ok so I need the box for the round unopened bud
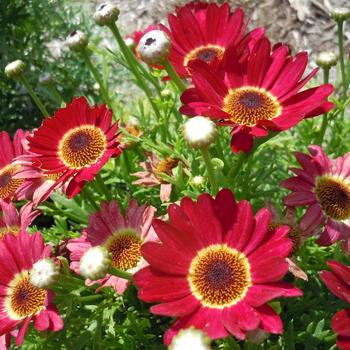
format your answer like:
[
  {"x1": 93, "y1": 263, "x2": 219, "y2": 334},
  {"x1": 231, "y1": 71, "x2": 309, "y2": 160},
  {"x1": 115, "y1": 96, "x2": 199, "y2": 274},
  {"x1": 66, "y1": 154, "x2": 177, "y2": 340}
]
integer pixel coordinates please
[
  {"x1": 39, "y1": 72, "x2": 52, "y2": 85},
  {"x1": 5, "y1": 60, "x2": 26, "y2": 79},
  {"x1": 183, "y1": 116, "x2": 217, "y2": 148},
  {"x1": 331, "y1": 8, "x2": 350, "y2": 21},
  {"x1": 66, "y1": 30, "x2": 88, "y2": 52},
  {"x1": 169, "y1": 327, "x2": 211, "y2": 350},
  {"x1": 125, "y1": 37, "x2": 135, "y2": 49},
  {"x1": 138, "y1": 30, "x2": 171, "y2": 65},
  {"x1": 93, "y1": 82, "x2": 100, "y2": 91},
  {"x1": 94, "y1": 3, "x2": 120, "y2": 26},
  {"x1": 316, "y1": 52, "x2": 338, "y2": 68},
  {"x1": 127, "y1": 116, "x2": 140, "y2": 127},
  {"x1": 30, "y1": 258, "x2": 59, "y2": 289},
  {"x1": 80, "y1": 246, "x2": 111, "y2": 280},
  {"x1": 161, "y1": 89, "x2": 172, "y2": 99},
  {"x1": 191, "y1": 175, "x2": 205, "y2": 187}
]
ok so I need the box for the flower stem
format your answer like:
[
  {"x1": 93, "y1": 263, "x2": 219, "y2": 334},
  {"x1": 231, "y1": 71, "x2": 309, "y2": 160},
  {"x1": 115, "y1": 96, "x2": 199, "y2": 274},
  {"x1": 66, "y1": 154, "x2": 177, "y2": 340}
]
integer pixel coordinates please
[
  {"x1": 162, "y1": 59, "x2": 187, "y2": 92},
  {"x1": 109, "y1": 267, "x2": 133, "y2": 280},
  {"x1": 19, "y1": 75, "x2": 49, "y2": 117},
  {"x1": 81, "y1": 50, "x2": 112, "y2": 107},
  {"x1": 95, "y1": 173, "x2": 112, "y2": 201},
  {"x1": 316, "y1": 67, "x2": 330, "y2": 145},
  {"x1": 337, "y1": 19, "x2": 347, "y2": 99},
  {"x1": 81, "y1": 186, "x2": 99, "y2": 211},
  {"x1": 107, "y1": 23, "x2": 163, "y2": 122},
  {"x1": 47, "y1": 84, "x2": 65, "y2": 106},
  {"x1": 201, "y1": 148, "x2": 218, "y2": 194}
]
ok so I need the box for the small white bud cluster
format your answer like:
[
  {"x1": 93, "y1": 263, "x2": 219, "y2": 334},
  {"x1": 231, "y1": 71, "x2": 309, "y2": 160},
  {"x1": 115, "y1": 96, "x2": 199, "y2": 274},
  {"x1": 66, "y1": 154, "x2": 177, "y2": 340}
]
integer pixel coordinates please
[
  {"x1": 138, "y1": 30, "x2": 172, "y2": 65},
  {"x1": 80, "y1": 246, "x2": 111, "y2": 280},
  {"x1": 94, "y1": 3, "x2": 120, "y2": 26},
  {"x1": 5, "y1": 60, "x2": 26, "y2": 79},
  {"x1": 66, "y1": 30, "x2": 88, "y2": 52},
  {"x1": 183, "y1": 116, "x2": 217, "y2": 149},
  {"x1": 30, "y1": 258, "x2": 59, "y2": 289},
  {"x1": 169, "y1": 328, "x2": 211, "y2": 350},
  {"x1": 316, "y1": 52, "x2": 338, "y2": 69}
]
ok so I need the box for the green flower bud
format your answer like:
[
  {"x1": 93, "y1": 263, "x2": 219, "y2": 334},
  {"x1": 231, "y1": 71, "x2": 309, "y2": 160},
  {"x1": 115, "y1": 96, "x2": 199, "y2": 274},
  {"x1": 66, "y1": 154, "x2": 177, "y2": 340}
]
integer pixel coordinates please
[
  {"x1": 316, "y1": 52, "x2": 338, "y2": 68},
  {"x1": 331, "y1": 7, "x2": 350, "y2": 21},
  {"x1": 94, "y1": 3, "x2": 120, "y2": 26},
  {"x1": 183, "y1": 116, "x2": 217, "y2": 149},
  {"x1": 66, "y1": 30, "x2": 88, "y2": 52},
  {"x1": 5, "y1": 59, "x2": 26, "y2": 79},
  {"x1": 29, "y1": 258, "x2": 59, "y2": 289},
  {"x1": 80, "y1": 246, "x2": 111, "y2": 280}
]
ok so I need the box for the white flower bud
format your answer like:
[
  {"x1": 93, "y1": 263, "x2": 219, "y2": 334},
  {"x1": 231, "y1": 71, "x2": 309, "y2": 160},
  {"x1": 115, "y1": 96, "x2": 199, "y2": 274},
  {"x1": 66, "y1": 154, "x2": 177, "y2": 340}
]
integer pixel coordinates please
[
  {"x1": 183, "y1": 116, "x2": 217, "y2": 149},
  {"x1": 169, "y1": 328, "x2": 211, "y2": 350},
  {"x1": 316, "y1": 52, "x2": 338, "y2": 68},
  {"x1": 127, "y1": 116, "x2": 140, "y2": 127},
  {"x1": 5, "y1": 60, "x2": 26, "y2": 78},
  {"x1": 66, "y1": 30, "x2": 88, "y2": 52},
  {"x1": 39, "y1": 72, "x2": 52, "y2": 85},
  {"x1": 331, "y1": 8, "x2": 350, "y2": 21},
  {"x1": 191, "y1": 175, "x2": 205, "y2": 187},
  {"x1": 80, "y1": 246, "x2": 111, "y2": 280},
  {"x1": 161, "y1": 89, "x2": 172, "y2": 99},
  {"x1": 94, "y1": 3, "x2": 120, "y2": 26},
  {"x1": 138, "y1": 30, "x2": 171, "y2": 65},
  {"x1": 30, "y1": 258, "x2": 59, "y2": 289}
]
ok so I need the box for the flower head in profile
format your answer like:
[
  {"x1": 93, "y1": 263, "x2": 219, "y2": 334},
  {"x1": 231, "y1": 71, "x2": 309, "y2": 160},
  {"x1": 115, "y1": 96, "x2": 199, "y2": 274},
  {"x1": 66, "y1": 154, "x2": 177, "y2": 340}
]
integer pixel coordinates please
[
  {"x1": 67, "y1": 199, "x2": 157, "y2": 294},
  {"x1": 0, "y1": 201, "x2": 40, "y2": 239},
  {"x1": 320, "y1": 261, "x2": 350, "y2": 350},
  {"x1": 0, "y1": 130, "x2": 30, "y2": 201},
  {"x1": 0, "y1": 231, "x2": 63, "y2": 346},
  {"x1": 134, "y1": 189, "x2": 302, "y2": 344},
  {"x1": 180, "y1": 37, "x2": 334, "y2": 153},
  {"x1": 160, "y1": 2, "x2": 264, "y2": 78},
  {"x1": 132, "y1": 153, "x2": 179, "y2": 203},
  {"x1": 27, "y1": 97, "x2": 121, "y2": 198},
  {"x1": 281, "y1": 146, "x2": 350, "y2": 247}
]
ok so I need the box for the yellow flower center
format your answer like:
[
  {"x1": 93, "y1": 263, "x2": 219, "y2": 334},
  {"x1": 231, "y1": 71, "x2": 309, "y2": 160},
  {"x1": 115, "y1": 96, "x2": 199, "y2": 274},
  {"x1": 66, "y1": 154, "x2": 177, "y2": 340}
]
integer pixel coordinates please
[
  {"x1": 0, "y1": 225, "x2": 21, "y2": 239},
  {"x1": 188, "y1": 244, "x2": 251, "y2": 309},
  {"x1": 223, "y1": 87, "x2": 282, "y2": 126},
  {"x1": 104, "y1": 229, "x2": 142, "y2": 271},
  {"x1": 5, "y1": 271, "x2": 47, "y2": 320},
  {"x1": 0, "y1": 165, "x2": 24, "y2": 200},
  {"x1": 315, "y1": 176, "x2": 350, "y2": 221},
  {"x1": 58, "y1": 125, "x2": 107, "y2": 169},
  {"x1": 184, "y1": 45, "x2": 225, "y2": 67}
]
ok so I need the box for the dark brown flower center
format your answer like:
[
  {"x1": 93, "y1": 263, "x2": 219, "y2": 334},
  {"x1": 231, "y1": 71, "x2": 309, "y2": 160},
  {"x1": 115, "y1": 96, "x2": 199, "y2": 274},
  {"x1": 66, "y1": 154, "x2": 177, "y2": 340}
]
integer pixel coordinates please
[
  {"x1": 223, "y1": 87, "x2": 281, "y2": 126},
  {"x1": 6, "y1": 272, "x2": 47, "y2": 320},
  {"x1": 184, "y1": 45, "x2": 225, "y2": 66},
  {"x1": 188, "y1": 244, "x2": 251, "y2": 308},
  {"x1": 315, "y1": 176, "x2": 350, "y2": 221},
  {"x1": 0, "y1": 165, "x2": 24, "y2": 200},
  {"x1": 58, "y1": 125, "x2": 107, "y2": 169},
  {"x1": 104, "y1": 229, "x2": 142, "y2": 271}
]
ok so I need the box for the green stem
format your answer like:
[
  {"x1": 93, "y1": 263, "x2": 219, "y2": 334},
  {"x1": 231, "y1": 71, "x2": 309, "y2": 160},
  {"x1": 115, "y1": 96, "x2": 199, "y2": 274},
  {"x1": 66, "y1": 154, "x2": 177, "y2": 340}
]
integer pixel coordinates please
[
  {"x1": 230, "y1": 151, "x2": 247, "y2": 179},
  {"x1": 19, "y1": 75, "x2": 49, "y2": 117},
  {"x1": 81, "y1": 50, "x2": 111, "y2": 106},
  {"x1": 162, "y1": 59, "x2": 187, "y2": 92},
  {"x1": 81, "y1": 186, "x2": 99, "y2": 211},
  {"x1": 337, "y1": 20, "x2": 347, "y2": 99},
  {"x1": 79, "y1": 295, "x2": 103, "y2": 303},
  {"x1": 107, "y1": 23, "x2": 163, "y2": 122},
  {"x1": 47, "y1": 84, "x2": 65, "y2": 106},
  {"x1": 201, "y1": 148, "x2": 218, "y2": 194},
  {"x1": 109, "y1": 267, "x2": 133, "y2": 280},
  {"x1": 316, "y1": 67, "x2": 330, "y2": 145},
  {"x1": 95, "y1": 173, "x2": 112, "y2": 201}
]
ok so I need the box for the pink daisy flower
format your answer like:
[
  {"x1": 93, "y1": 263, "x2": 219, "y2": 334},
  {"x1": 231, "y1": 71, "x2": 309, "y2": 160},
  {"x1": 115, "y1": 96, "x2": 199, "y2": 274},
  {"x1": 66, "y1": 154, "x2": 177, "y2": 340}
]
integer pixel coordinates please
[
  {"x1": 0, "y1": 231, "x2": 63, "y2": 346},
  {"x1": 67, "y1": 199, "x2": 157, "y2": 294},
  {"x1": 281, "y1": 145, "x2": 350, "y2": 246},
  {"x1": 0, "y1": 201, "x2": 40, "y2": 239}
]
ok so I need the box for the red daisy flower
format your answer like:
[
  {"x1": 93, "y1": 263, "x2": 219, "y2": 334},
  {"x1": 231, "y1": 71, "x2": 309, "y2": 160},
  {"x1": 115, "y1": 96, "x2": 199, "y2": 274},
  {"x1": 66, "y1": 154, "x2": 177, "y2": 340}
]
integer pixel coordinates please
[
  {"x1": 0, "y1": 201, "x2": 40, "y2": 239},
  {"x1": 27, "y1": 97, "x2": 121, "y2": 198},
  {"x1": 67, "y1": 199, "x2": 158, "y2": 294},
  {"x1": 281, "y1": 146, "x2": 350, "y2": 246},
  {"x1": 0, "y1": 130, "x2": 30, "y2": 201},
  {"x1": 160, "y1": 2, "x2": 264, "y2": 78},
  {"x1": 320, "y1": 261, "x2": 350, "y2": 350},
  {"x1": 0, "y1": 231, "x2": 63, "y2": 346},
  {"x1": 180, "y1": 37, "x2": 334, "y2": 153},
  {"x1": 134, "y1": 189, "x2": 302, "y2": 344}
]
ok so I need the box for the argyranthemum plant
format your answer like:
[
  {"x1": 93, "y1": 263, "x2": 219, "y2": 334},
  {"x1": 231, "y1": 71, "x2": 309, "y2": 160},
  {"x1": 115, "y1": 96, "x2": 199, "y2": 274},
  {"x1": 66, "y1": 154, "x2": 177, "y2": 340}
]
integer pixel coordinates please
[
  {"x1": 27, "y1": 96, "x2": 121, "y2": 198},
  {"x1": 180, "y1": 37, "x2": 334, "y2": 153},
  {"x1": 320, "y1": 261, "x2": 350, "y2": 350},
  {"x1": 160, "y1": 2, "x2": 264, "y2": 77},
  {"x1": 134, "y1": 189, "x2": 302, "y2": 344},
  {"x1": 67, "y1": 199, "x2": 157, "y2": 293},
  {"x1": 0, "y1": 231, "x2": 63, "y2": 346},
  {"x1": 282, "y1": 145, "x2": 350, "y2": 247}
]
